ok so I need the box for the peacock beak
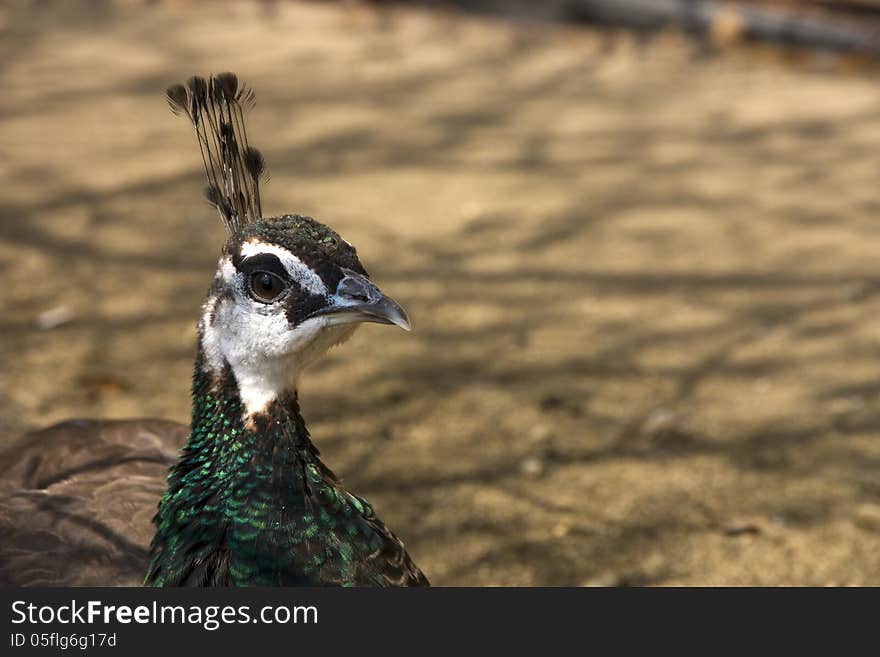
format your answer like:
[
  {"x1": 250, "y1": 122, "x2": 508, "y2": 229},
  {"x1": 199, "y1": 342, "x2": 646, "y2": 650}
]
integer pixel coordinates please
[{"x1": 310, "y1": 269, "x2": 411, "y2": 332}]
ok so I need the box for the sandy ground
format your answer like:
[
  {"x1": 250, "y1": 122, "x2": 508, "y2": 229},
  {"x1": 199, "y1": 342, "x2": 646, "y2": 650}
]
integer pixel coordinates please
[{"x1": 3, "y1": 0, "x2": 880, "y2": 585}]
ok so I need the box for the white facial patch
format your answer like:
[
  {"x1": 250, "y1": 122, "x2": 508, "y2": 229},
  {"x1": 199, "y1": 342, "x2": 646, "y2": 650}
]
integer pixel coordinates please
[
  {"x1": 199, "y1": 250, "x2": 357, "y2": 419},
  {"x1": 239, "y1": 239, "x2": 326, "y2": 296}
]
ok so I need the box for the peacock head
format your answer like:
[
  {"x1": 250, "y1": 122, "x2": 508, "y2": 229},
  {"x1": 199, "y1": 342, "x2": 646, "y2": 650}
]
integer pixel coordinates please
[
  {"x1": 165, "y1": 73, "x2": 409, "y2": 418},
  {"x1": 199, "y1": 215, "x2": 410, "y2": 416}
]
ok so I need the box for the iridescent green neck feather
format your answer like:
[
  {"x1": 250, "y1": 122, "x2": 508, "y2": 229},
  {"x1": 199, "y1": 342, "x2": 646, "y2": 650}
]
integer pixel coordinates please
[{"x1": 145, "y1": 350, "x2": 427, "y2": 587}]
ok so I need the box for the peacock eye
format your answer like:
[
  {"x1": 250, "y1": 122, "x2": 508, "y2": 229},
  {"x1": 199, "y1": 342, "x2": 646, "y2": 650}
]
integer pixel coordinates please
[{"x1": 248, "y1": 271, "x2": 288, "y2": 303}]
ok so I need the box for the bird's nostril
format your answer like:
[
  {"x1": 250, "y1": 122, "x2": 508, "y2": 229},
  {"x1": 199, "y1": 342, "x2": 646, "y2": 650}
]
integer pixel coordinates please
[{"x1": 337, "y1": 274, "x2": 376, "y2": 304}]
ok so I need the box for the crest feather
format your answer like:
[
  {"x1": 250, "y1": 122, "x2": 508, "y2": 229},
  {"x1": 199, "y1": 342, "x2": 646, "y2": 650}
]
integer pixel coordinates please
[{"x1": 166, "y1": 72, "x2": 267, "y2": 234}]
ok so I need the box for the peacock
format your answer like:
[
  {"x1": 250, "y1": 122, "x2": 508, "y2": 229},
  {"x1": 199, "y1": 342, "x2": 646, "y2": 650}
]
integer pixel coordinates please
[{"x1": 0, "y1": 73, "x2": 428, "y2": 587}]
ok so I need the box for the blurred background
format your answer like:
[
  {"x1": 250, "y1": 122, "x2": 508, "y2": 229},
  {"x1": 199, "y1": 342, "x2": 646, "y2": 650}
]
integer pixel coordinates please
[{"x1": 3, "y1": 0, "x2": 880, "y2": 585}]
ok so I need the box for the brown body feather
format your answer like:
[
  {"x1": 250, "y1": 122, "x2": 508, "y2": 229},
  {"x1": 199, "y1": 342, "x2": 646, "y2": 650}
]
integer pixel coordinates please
[{"x1": 0, "y1": 420, "x2": 186, "y2": 586}]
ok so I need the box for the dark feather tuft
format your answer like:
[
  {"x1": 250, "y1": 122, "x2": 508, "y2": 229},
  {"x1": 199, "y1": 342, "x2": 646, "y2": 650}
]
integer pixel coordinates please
[
  {"x1": 203, "y1": 185, "x2": 223, "y2": 209},
  {"x1": 165, "y1": 84, "x2": 189, "y2": 116},
  {"x1": 213, "y1": 72, "x2": 238, "y2": 102},
  {"x1": 204, "y1": 185, "x2": 234, "y2": 222},
  {"x1": 167, "y1": 73, "x2": 267, "y2": 234},
  {"x1": 236, "y1": 85, "x2": 256, "y2": 110},
  {"x1": 244, "y1": 146, "x2": 265, "y2": 180},
  {"x1": 186, "y1": 76, "x2": 209, "y2": 103}
]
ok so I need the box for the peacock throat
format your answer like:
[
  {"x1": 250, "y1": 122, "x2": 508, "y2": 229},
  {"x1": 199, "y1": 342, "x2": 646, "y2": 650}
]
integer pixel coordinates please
[{"x1": 146, "y1": 351, "x2": 395, "y2": 586}]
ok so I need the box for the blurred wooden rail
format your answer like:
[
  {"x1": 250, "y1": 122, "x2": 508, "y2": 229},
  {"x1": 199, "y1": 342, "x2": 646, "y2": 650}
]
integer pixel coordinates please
[
  {"x1": 803, "y1": 0, "x2": 880, "y2": 12},
  {"x1": 574, "y1": 0, "x2": 880, "y2": 53},
  {"x1": 406, "y1": 0, "x2": 880, "y2": 56}
]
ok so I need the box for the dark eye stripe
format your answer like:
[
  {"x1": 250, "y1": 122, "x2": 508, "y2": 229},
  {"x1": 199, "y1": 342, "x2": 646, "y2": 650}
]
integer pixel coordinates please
[
  {"x1": 285, "y1": 291, "x2": 327, "y2": 326},
  {"x1": 237, "y1": 253, "x2": 288, "y2": 280},
  {"x1": 309, "y1": 260, "x2": 345, "y2": 291}
]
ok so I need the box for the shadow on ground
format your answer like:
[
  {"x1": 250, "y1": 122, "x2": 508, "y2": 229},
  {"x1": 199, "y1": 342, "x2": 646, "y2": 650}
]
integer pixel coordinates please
[{"x1": 2, "y1": 0, "x2": 880, "y2": 584}]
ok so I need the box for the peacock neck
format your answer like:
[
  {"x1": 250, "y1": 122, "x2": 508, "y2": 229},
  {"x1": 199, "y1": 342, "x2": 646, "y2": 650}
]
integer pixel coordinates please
[
  {"x1": 147, "y1": 346, "x2": 426, "y2": 587},
  {"x1": 147, "y1": 350, "x2": 342, "y2": 585},
  {"x1": 184, "y1": 350, "x2": 332, "y2": 496}
]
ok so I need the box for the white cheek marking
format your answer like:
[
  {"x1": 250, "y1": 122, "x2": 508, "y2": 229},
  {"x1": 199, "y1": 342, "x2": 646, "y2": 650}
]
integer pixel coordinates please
[
  {"x1": 229, "y1": 319, "x2": 358, "y2": 417},
  {"x1": 198, "y1": 259, "x2": 232, "y2": 376},
  {"x1": 239, "y1": 239, "x2": 327, "y2": 296},
  {"x1": 199, "y1": 254, "x2": 357, "y2": 419}
]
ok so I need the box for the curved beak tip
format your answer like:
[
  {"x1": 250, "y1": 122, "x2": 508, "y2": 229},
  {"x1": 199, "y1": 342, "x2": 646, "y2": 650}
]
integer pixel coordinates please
[
  {"x1": 314, "y1": 271, "x2": 413, "y2": 333},
  {"x1": 378, "y1": 301, "x2": 412, "y2": 332}
]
